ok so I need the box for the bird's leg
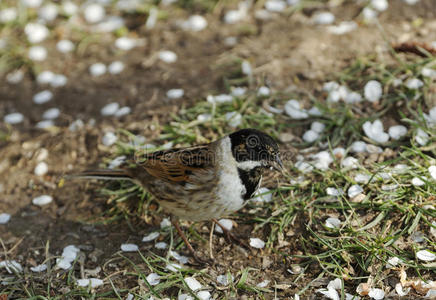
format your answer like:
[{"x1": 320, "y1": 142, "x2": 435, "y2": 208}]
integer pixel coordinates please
[
  {"x1": 171, "y1": 219, "x2": 211, "y2": 265},
  {"x1": 212, "y1": 219, "x2": 249, "y2": 248}
]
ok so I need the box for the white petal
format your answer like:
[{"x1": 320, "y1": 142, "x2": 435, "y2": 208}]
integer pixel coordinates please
[
  {"x1": 32, "y1": 195, "x2": 53, "y2": 206},
  {"x1": 214, "y1": 219, "x2": 233, "y2": 234},
  {"x1": 428, "y1": 166, "x2": 436, "y2": 180},
  {"x1": 364, "y1": 80, "x2": 382, "y2": 102},
  {"x1": 142, "y1": 232, "x2": 160, "y2": 242},
  {"x1": 249, "y1": 238, "x2": 265, "y2": 249},
  {"x1": 185, "y1": 277, "x2": 202, "y2": 291},
  {"x1": 368, "y1": 288, "x2": 385, "y2": 300},
  {"x1": 167, "y1": 89, "x2": 184, "y2": 99},
  {"x1": 34, "y1": 162, "x2": 48, "y2": 176},
  {"x1": 77, "y1": 278, "x2": 104, "y2": 288},
  {"x1": 412, "y1": 177, "x2": 425, "y2": 186},
  {"x1": 102, "y1": 132, "x2": 117, "y2": 146},
  {"x1": 33, "y1": 90, "x2": 53, "y2": 104},
  {"x1": 303, "y1": 130, "x2": 319, "y2": 143},
  {"x1": 30, "y1": 264, "x2": 47, "y2": 272},
  {"x1": 121, "y1": 243, "x2": 138, "y2": 252},
  {"x1": 84, "y1": 4, "x2": 105, "y2": 23},
  {"x1": 4, "y1": 113, "x2": 24, "y2": 124},
  {"x1": 89, "y1": 63, "x2": 106, "y2": 77},
  {"x1": 325, "y1": 217, "x2": 341, "y2": 229},
  {"x1": 405, "y1": 78, "x2": 424, "y2": 89},
  {"x1": 388, "y1": 125, "x2": 407, "y2": 140},
  {"x1": 146, "y1": 273, "x2": 160, "y2": 286},
  {"x1": 348, "y1": 185, "x2": 363, "y2": 198},
  {"x1": 0, "y1": 213, "x2": 11, "y2": 224},
  {"x1": 158, "y1": 50, "x2": 177, "y2": 63},
  {"x1": 155, "y1": 242, "x2": 167, "y2": 249},
  {"x1": 416, "y1": 250, "x2": 436, "y2": 261}
]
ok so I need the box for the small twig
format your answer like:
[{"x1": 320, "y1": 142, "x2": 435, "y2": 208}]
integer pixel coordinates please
[
  {"x1": 0, "y1": 237, "x2": 24, "y2": 256},
  {"x1": 209, "y1": 222, "x2": 215, "y2": 260},
  {"x1": 392, "y1": 42, "x2": 436, "y2": 57}
]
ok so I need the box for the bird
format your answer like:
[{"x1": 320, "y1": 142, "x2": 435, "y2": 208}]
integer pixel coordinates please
[{"x1": 70, "y1": 128, "x2": 283, "y2": 261}]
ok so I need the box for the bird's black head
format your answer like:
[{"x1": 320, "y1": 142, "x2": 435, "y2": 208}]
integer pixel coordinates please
[{"x1": 229, "y1": 128, "x2": 283, "y2": 172}]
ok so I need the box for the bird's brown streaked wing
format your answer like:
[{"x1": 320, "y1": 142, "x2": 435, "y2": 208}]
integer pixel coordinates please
[{"x1": 138, "y1": 145, "x2": 215, "y2": 183}]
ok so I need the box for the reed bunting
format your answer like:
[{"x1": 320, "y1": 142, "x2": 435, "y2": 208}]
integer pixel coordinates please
[{"x1": 71, "y1": 128, "x2": 283, "y2": 260}]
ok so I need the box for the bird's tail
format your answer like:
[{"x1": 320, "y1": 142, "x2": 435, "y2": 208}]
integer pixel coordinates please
[{"x1": 66, "y1": 169, "x2": 133, "y2": 181}]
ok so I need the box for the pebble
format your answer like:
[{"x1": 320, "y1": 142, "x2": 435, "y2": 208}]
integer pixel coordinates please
[
  {"x1": 34, "y1": 162, "x2": 48, "y2": 176},
  {"x1": 32, "y1": 195, "x2": 53, "y2": 206},
  {"x1": 4, "y1": 112, "x2": 24, "y2": 124}
]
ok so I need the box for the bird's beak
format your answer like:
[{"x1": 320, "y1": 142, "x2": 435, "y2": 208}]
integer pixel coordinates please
[{"x1": 270, "y1": 154, "x2": 285, "y2": 173}]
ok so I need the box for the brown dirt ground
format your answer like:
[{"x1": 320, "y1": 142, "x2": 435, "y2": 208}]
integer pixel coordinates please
[{"x1": 1, "y1": 0, "x2": 436, "y2": 298}]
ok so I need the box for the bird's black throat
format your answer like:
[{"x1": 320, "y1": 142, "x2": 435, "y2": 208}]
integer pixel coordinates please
[{"x1": 238, "y1": 167, "x2": 263, "y2": 200}]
